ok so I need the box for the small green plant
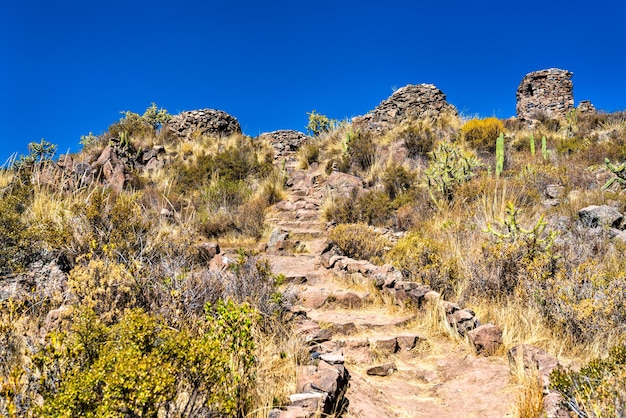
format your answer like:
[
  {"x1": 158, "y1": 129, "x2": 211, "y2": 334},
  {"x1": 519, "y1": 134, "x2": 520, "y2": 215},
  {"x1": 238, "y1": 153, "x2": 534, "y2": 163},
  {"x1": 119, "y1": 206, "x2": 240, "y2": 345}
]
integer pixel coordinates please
[
  {"x1": 541, "y1": 136, "x2": 548, "y2": 160},
  {"x1": 495, "y1": 133, "x2": 504, "y2": 177},
  {"x1": 602, "y1": 157, "x2": 626, "y2": 189},
  {"x1": 530, "y1": 134, "x2": 535, "y2": 156},
  {"x1": 13, "y1": 139, "x2": 57, "y2": 171}
]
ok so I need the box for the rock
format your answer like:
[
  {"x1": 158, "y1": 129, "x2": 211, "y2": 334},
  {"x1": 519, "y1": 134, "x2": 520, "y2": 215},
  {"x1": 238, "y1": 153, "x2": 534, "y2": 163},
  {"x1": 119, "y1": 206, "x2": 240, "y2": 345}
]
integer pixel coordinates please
[
  {"x1": 325, "y1": 172, "x2": 364, "y2": 197},
  {"x1": 516, "y1": 68, "x2": 574, "y2": 121},
  {"x1": 442, "y1": 300, "x2": 461, "y2": 315},
  {"x1": 366, "y1": 363, "x2": 397, "y2": 376},
  {"x1": 330, "y1": 290, "x2": 365, "y2": 309},
  {"x1": 397, "y1": 335, "x2": 420, "y2": 351},
  {"x1": 195, "y1": 242, "x2": 220, "y2": 262},
  {"x1": 508, "y1": 344, "x2": 561, "y2": 388},
  {"x1": 44, "y1": 305, "x2": 72, "y2": 333},
  {"x1": 268, "y1": 406, "x2": 313, "y2": 418},
  {"x1": 166, "y1": 108, "x2": 241, "y2": 139},
  {"x1": 353, "y1": 84, "x2": 457, "y2": 134},
  {"x1": 319, "y1": 351, "x2": 344, "y2": 365},
  {"x1": 415, "y1": 368, "x2": 440, "y2": 384},
  {"x1": 447, "y1": 309, "x2": 479, "y2": 336},
  {"x1": 543, "y1": 391, "x2": 570, "y2": 418},
  {"x1": 297, "y1": 368, "x2": 340, "y2": 394},
  {"x1": 342, "y1": 339, "x2": 372, "y2": 363},
  {"x1": 545, "y1": 184, "x2": 565, "y2": 199},
  {"x1": 268, "y1": 228, "x2": 289, "y2": 249},
  {"x1": 468, "y1": 324, "x2": 503, "y2": 356},
  {"x1": 289, "y1": 393, "x2": 327, "y2": 412},
  {"x1": 578, "y1": 205, "x2": 623, "y2": 228},
  {"x1": 371, "y1": 337, "x2": 398, "y2": 354},
  {"x1": 299, "y1": 289, "x2": 330, "y2": 309}
]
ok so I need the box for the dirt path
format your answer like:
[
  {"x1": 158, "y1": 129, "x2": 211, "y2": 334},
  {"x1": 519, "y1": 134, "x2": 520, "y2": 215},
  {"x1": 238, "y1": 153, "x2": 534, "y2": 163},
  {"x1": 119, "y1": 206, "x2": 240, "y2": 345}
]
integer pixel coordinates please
[{"x1": 263, "y1": 153, "x2": 515, "y2": 417}]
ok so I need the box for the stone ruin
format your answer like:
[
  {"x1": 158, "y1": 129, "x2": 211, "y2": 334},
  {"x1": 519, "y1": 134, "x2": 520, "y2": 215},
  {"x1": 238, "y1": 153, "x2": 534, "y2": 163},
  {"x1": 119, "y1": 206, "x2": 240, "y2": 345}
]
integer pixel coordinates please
[
  {"x1": 353, "y1": 84, "x2": 457, "y2": 134},
  {"x1": 165, "y1": 108, "x2": 241, "y2": 139},
  {"x1": 516, "y1": 68, "x2": 575, "y2": 120},
  {"x1": 259, "y1": 130, "x2": 309, "y2": 158}
]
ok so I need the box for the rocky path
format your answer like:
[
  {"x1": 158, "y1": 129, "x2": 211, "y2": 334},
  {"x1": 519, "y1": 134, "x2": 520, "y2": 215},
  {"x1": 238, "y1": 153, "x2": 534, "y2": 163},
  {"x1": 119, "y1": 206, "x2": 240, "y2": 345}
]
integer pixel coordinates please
[{"x1": 264, "y1": 151, "x2": 514, "y2": 417}]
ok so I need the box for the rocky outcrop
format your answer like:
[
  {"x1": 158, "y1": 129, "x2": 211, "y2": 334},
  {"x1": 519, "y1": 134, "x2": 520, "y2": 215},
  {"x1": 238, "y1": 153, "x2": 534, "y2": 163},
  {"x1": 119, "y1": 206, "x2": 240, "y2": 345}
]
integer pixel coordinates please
[
  {"x1": 166, "y1": 109, "x2": 241, "y2": 139},
  {"x1": 260, "y1": 130, "x2": 309, "y2": 158},
  {"x1": 353, "y1": 84, "x2": 457, "y2": 134},
  {"x1": 516, "y1": 68, "x2": 574, "y2": 120}
]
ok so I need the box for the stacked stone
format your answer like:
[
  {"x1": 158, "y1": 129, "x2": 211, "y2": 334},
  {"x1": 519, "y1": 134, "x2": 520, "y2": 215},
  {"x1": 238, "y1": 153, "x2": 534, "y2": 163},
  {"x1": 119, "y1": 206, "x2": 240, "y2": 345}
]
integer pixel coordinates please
[
  {"x1": 516, "y1": 68, "x2": 574, "y2": 120},
  {"x1": 353, "y1": 84, "x2": 457, "y2": 134},
  {"x1": 577, "y1": 100, "x2": 597, "y2": 114},
  {"x1": 166, "y1": 108, "x2": 241, "y2": 139},
  {"x1": 259, "y1": 130, "x2": 309, "y2": 158}
]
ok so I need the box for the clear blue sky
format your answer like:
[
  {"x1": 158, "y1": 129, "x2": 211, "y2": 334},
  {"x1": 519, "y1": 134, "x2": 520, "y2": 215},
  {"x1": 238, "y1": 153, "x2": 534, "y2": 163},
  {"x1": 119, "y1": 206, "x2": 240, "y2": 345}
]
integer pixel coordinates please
[{"x1": 2, "y1": 0, "x2": 625, "y2": 163}]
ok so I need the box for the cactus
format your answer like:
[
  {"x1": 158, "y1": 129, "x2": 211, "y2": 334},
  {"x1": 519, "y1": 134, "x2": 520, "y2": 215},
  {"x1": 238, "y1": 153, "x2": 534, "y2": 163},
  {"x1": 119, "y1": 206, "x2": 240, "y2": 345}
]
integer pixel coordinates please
[
  {"x1": 541, "y1": 136, "x2": 548, "y2": 160},
  {"x1": 602, "y1": 158, "x2": 626, "y2": 189},
  {"x1": 424, "y1": 141, "x2": 481, "y2": 204},
  {"x1": 530, "y1": 134, "x2": 535, "y2": 156},
  {"x1": 495, "y1": 132, "x2": 504, "y2": 177}
]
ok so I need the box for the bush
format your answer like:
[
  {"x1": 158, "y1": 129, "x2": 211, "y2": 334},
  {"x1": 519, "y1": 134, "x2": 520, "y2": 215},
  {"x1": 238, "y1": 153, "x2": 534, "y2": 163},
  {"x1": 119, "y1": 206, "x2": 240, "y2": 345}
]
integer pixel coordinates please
[
  {"x1": 550, "y1": 343, "x2": 625, "y2": 417},
  {"x1": 401, "y1": 119, "x2": 438, "y2": 158},
  {"x1": 306, "y1": 110, "x2": 332, "y2": 137},
  {"x1": 37, "y1": 303, "x2": 258, "y2": 417},
  {"x1": 385, "y1": 231, "x2": 458, "y2": 294},
  {"x1": 346, "y1": 130, "x2": 376, "y2": 171},
  {"x1": 329, "y1": 223, "x2": 390, "y2": 262},
  {"x1": 461, "y1": 117, "x2": 505, "y2": 152}
]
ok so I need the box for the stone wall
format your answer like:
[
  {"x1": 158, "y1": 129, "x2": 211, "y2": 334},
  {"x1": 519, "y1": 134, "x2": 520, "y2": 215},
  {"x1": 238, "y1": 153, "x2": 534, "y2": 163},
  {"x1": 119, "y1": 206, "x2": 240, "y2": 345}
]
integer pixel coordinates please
[
  {"x1": 259, "y1": 130, "x2": 309, "y2": 158},
  {"x1": 353, "y1": 84, "x2": 457, "y2": 134},
  {"x1": 166, "y1": 108, "x2": 241, "y2": 139},
  {"x1": 516, "y1": 68, "x2": 574, "y2": 120}
]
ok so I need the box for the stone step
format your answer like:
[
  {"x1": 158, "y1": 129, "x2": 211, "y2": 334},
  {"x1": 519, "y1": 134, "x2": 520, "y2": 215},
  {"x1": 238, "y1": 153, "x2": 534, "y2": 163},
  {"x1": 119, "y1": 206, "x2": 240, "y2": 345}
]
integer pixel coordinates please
[
  {"x1": 269, "y1": 255, "x2": 326, "y2": 285},
  {"x1": 307, "y1": 309, "x2": 415, "y2": 335}
]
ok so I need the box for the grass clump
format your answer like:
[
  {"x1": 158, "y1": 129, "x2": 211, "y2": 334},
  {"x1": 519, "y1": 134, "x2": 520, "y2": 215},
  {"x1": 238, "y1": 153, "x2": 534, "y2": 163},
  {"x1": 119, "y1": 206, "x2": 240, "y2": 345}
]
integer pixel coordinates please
[
  {"x1": 329, "y1": 223, "x2": 390, "y2": 263},
  {"x1": 461, "y1": 117, "x2": 505, "y2": 152}
]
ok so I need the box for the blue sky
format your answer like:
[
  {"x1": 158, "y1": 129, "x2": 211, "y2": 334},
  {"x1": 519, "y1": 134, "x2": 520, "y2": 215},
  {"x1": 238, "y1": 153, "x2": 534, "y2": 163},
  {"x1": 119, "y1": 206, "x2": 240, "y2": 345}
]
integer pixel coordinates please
[{"x1": 1, "y1": 0, "x2": 625, "y2": 163}]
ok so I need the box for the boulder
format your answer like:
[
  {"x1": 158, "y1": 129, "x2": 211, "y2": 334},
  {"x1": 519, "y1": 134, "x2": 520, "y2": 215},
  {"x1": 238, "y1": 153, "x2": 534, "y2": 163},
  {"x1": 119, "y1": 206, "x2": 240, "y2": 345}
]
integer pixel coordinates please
[
  {"x1": 467, "y1": 324, "x2": 503, "y2": 356},
  {"x1": 578, "y1": 205, "x2": 623, "y2": 228},
  {"x1": 508, "y1": 344, "x2": 561, "y2": 388}
]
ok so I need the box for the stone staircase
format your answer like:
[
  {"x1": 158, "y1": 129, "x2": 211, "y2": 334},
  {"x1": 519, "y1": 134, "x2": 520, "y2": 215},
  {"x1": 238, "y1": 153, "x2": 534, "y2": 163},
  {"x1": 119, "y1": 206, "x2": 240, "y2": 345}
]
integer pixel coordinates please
[{"x1": 264, "y1": 148, "x2": 515, "y2": 417}]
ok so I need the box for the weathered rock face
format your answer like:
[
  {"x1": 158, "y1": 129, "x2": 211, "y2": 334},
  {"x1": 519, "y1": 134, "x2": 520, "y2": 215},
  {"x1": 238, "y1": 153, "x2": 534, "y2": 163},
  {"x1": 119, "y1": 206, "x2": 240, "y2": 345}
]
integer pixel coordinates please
[
  {"x1": 516, "y1": 68, "x2": 574, "y2": 120},
  {"x1": 353, "y1": 84, "x2": 457, "y2": 134},
  {"x1": 260, "y1": 130, "x2": 309, "y2": 158},
  {"x1": 166, "y1": 109, "x2": 241, "y2": 139}
]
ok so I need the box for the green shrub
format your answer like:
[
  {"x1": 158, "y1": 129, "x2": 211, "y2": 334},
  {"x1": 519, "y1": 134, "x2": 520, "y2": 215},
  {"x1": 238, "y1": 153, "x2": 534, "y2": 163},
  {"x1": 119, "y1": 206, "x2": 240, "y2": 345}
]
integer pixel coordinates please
[
  {"x1": 381, "y1": 163, "x2": 416, "y2": 200},
  {"x1": 461, "y1": 117, "x2": 505, "y2": 152},
  {"x1": 550, "y1": 343, "x2": 625, "y2": 417},
  {"x1": 37, "y1": 302, "x2": 258, "y2": 417},
  {"x1": 385, "y1": 231, "x2": 458, "y2": 294},
  {"x1": 346, "y1": 130, "x2": 376, "y2": 171},
  {"x1": 329, "y1": 223, "x2": 390, "y2": 262}
]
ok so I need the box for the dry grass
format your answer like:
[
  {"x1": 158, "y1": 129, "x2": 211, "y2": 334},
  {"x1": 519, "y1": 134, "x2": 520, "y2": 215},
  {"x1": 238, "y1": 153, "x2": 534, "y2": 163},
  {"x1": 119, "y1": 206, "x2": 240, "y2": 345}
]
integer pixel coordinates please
[{"x1": 510, "y1": 360, "x2": 545, "y2": 418}]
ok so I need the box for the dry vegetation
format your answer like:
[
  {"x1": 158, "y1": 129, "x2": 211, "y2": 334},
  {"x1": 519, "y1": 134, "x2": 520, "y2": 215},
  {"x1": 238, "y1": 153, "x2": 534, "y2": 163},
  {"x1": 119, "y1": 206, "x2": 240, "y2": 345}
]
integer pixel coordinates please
[{"x1": 1, "y1": 105, "x2": 626, "y2": 416}]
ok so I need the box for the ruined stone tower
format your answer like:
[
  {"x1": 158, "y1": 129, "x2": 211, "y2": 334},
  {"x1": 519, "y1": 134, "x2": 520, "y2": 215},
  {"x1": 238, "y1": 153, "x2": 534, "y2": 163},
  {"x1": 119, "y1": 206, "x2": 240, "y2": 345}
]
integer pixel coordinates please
[{"x1": 516, "y1": 68, "x2": 574, "y2": 120}]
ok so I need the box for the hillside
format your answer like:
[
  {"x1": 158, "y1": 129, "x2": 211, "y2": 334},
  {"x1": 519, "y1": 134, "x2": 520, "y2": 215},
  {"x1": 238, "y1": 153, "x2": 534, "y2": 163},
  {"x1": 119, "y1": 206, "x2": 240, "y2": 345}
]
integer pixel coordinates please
[{"x1": 1, "y1": 71, "x2": 625, "y2": 417}]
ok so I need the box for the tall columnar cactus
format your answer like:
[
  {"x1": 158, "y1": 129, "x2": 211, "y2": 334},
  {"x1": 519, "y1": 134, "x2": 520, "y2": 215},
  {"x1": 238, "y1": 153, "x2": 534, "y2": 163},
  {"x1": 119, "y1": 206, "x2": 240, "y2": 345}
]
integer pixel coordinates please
[
  {"x1": 602, "y1": 158, "x2": 626, "y2": 189},
  {"x1": 541, "y1": 136, "x2": 548, "y2": 160},
  {"x1": 495, "y1": 133, "x2": 504, "y2": 177},
  {"x1": 530, "y1": 134, "x2": 535, "y2": 156}
]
